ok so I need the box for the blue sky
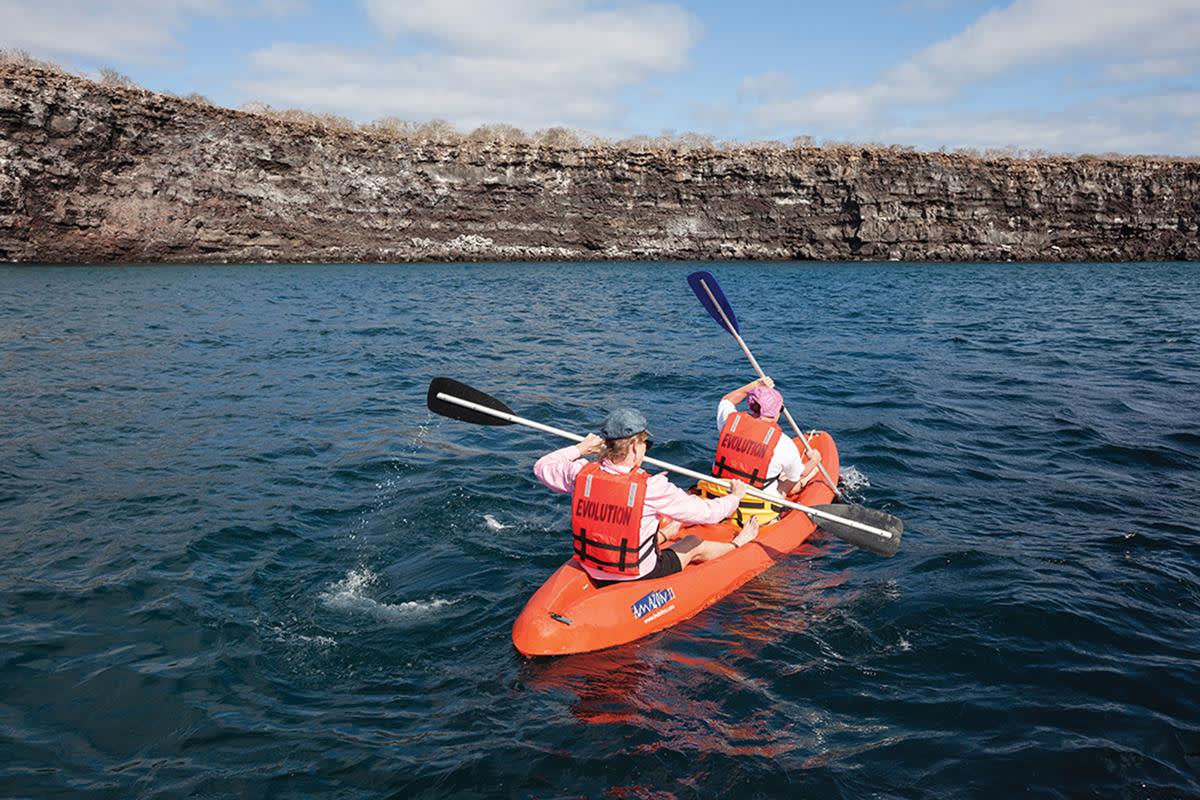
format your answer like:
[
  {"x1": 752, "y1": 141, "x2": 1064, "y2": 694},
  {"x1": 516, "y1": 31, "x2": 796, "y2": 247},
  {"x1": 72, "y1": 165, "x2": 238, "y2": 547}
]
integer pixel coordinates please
[{"x1": 3, "y1": 0, "x2": 1198, "y2": 154}]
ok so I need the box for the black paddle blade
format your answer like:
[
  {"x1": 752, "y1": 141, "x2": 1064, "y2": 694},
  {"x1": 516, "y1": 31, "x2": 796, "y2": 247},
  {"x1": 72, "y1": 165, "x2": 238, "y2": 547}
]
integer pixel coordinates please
[
  {"x1": 809, "y1": 504, "x2": 903, "y2": 557},
  {"x1": 687, "y1": 271, "x2": 740, "y2": 335},
  {"x1": 426, "y1": 378, "x2": 516, "y2": 426}
]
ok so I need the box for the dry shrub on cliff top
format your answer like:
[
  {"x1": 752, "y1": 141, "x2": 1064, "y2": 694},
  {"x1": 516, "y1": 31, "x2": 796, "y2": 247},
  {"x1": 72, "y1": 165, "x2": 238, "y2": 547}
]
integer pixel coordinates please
[
  {"x1": 613, "y1": 134, "x2": 653, "y2": 150},
  {"x1": 613, "y1": 132, "x2": 718, "y2": 153},
  {"x1": 467, "y1": 124, "x2": 529, "y2": 145},
  {"x1": 240, "y1": 101, "x2": 354, "y2": 132},
  {"x1": 949, "y1": 144, "x2": 1069, "y2": 161},
  {"x1": 21, "y1": 63, "x2": 1180, "y2": 162},
  {"x1": 361, "y1": 116, "x2": 467, "y2": 144},
  {"x1": 675, "y1": 132, "x2": 718, "y2": 152},
  {"x1": 738, "y1": 139, "x2": 789, "y2": 152},
  {"x1": 0, "y1": 49, "x2": 67, "y2": 74},
  {"x1": 819, "y1": 140, "x2": 924, "y2": 159},
  {"x1": 531, "y1": 127, "x2": 583, "y2": 149},
  {"x1": 414, "y1": 119, "x2": 461, "y2": 143},
  {"x1": 164, "y1": 91, "x2": 214, "y2": 107},
  {"x1": 274, "y1": 108, "x2": 353, "y2": 131},
  {"x1": 362, "y1": 117, "x2": 418, "y2": 139},
  {"x1": 98, "y1": 67, "x2": 139, "y2": 88}
]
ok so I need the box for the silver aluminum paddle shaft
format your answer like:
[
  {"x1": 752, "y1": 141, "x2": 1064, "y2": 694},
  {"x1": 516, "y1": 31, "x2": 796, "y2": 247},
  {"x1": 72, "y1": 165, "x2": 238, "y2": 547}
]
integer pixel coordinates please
[
  {"x1": 435, "y1": 392, "x2": 894, "y2": 541},
  {"x1": 695, "y1": 276, "x2": 846, "y2": 501}
]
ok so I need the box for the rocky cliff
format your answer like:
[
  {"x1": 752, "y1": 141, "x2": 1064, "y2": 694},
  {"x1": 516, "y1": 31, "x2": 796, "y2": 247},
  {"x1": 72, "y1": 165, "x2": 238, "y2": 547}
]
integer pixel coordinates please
[{"x1": 2, "y1": 64, "x2": 1198, "y2": 263}]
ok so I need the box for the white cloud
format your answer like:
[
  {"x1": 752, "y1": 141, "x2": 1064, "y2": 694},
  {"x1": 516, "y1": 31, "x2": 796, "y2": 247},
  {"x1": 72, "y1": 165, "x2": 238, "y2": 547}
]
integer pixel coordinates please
[
  {"x1": 364, "y1": 0, "x2": 691, "y2": 74},
  {"x1": 755, "y1": 0, "x2": 1200, "y2": 128},
  {"x1": 856, "y1": 86, "x2": 1200, "y2": 154},
  {"x1": 239, "y1": 0, "x2": 699, "y2": 130},
  {"x1": 0, "y1": 0, "x2": 305, "y2": 64},
  {"x1": 240, "y1": 44, "x2": 622, "y2": 127},
  {"x1": 738, "y1": 71, "x2": 792, "y2": 102},
  {"x1": 1095, "y1": 88, "x2": 1200, "y2": 121},
  {"x1": 881, "y1": 110, "x2": 1190, "y2": 154},
  {"x1": 1102, "y1": 57, "x2": 1200, "y2": 83},
  {"x1": 0, "y1": 0, "x2": 215, "y2": 63},
  {"x1": 749, "y1": 0, "x2": 1200, "y2": 153}
]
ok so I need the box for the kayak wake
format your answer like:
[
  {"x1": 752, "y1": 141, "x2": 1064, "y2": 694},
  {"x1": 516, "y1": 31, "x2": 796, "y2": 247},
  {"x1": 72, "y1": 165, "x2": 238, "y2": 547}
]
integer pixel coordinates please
[{"x1": 319, "y1": 569, "x2": 454, "y2": 623}]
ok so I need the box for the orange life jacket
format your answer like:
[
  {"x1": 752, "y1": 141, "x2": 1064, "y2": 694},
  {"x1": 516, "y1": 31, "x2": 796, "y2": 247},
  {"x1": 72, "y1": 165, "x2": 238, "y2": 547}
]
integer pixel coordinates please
[
  {"x1": 711, "y1": 411, "x2": 783, "y2": 489},
  {"x1": 571, "y1": 462, "x2": 653, "y2": 578}
]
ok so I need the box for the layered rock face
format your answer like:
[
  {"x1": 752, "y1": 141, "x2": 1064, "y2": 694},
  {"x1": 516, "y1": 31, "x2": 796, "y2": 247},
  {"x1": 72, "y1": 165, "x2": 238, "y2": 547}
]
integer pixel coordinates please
[{"x1": 2, "y1": 64, "x2": 1198, "y2": 263}]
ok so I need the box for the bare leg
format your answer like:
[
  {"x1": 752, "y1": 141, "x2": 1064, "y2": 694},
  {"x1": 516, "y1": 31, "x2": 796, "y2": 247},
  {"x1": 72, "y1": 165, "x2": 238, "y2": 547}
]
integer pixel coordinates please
[
  {"x1": 667, "y1": 517, "x2": 760, "y2": 569},
  {"x1": 730, "y1": 517, "x2": 761, "y2": 548}
]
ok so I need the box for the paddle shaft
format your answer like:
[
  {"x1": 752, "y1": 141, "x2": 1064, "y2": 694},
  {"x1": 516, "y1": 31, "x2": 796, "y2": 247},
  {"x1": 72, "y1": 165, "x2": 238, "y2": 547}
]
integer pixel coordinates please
[
  {"x1": 694, "y1": 277, "x2": 845, "y2": 500},
  {"x1": 434, "y1": 392, "x2": 895, "y2": 542}
]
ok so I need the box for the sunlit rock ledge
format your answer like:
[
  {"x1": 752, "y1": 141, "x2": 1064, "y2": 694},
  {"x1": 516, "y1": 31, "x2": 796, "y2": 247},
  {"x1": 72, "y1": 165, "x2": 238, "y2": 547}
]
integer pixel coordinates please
[{"x1": 2, "y1": 63, "x2": 1197, "y2": 264}]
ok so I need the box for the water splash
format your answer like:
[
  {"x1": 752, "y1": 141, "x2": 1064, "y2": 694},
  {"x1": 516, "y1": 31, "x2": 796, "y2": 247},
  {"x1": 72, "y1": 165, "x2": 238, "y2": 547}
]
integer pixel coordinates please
[
  {"x1": 346, "y1": 460, "x2": 407, "y2": 546},
  {"x1": 840, "y1": 466, "x2": 871, "y2": 492},
  {"x1": 483, "y1": 514, "x2": 509, "y2": 531},
  {"x1": 410, "y1": 419, "x2": 433, "y2": 447},
  {"x1": 319, "y1": 568, "x2": 454, "y2": 623}
]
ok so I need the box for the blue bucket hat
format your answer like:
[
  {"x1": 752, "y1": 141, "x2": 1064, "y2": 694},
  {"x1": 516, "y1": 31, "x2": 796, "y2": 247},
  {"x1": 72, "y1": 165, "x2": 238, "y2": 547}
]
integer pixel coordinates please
[{"x1": 599, "y1": 407, "x2": 650, "y2": 440}]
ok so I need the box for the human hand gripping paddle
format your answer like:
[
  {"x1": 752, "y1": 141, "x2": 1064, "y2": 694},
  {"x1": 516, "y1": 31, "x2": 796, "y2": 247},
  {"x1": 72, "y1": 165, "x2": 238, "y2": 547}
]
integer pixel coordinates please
[
  {"x1": 427, "y1": 377, "x2": 902, "y2": 557},
  {"x1": 687, "y1": 270, "x2": 848, "y2": 502}
]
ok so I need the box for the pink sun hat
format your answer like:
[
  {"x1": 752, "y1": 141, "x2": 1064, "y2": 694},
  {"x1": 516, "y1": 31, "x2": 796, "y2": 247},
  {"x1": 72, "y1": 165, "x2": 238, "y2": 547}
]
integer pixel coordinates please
[{"x1": 746, "y1": 385, "x2": 784, "y2": 418}]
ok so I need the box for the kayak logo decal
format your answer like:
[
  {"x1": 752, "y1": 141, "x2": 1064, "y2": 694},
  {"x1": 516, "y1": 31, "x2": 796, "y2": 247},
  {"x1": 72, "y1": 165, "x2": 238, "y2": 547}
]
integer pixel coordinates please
[{"x1": 631, "y1": 587, "x2": 676, "y2": 622}]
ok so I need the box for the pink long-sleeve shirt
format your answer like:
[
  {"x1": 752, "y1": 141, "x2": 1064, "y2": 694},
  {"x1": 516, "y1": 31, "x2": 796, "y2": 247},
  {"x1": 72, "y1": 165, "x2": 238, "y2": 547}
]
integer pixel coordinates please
[{"x1": 533, "y1": 444, "x2": 742, "y2": 580}]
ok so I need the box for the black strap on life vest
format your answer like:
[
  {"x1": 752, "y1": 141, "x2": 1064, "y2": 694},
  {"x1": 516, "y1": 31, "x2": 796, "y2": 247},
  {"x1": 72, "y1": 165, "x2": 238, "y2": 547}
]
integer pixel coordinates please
[
  {"x1": 572, "y1": 528, "x2": 657, "y2": 571},
  {"x1": 712, "y1": 456, "x2": 780, "y2": 490}
]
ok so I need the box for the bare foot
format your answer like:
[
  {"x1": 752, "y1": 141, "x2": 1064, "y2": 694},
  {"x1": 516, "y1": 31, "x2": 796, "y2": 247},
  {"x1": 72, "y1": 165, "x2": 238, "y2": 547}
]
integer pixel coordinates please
[{"x1": 732, "y1": 516, "x2": 760, "y2": 548}]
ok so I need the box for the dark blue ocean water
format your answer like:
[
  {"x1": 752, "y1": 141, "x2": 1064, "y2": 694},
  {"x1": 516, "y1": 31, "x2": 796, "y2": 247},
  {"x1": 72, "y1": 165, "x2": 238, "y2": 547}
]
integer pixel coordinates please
[{"x1": 1, "y1": 261, "x2": 1198, "y2": 799}]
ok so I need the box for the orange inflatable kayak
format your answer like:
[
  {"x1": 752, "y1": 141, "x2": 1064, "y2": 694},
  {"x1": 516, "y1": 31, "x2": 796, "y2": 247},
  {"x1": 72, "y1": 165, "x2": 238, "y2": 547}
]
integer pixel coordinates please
[{"x1": 512, "y1": 432, "x2": 840, "y2": 656}]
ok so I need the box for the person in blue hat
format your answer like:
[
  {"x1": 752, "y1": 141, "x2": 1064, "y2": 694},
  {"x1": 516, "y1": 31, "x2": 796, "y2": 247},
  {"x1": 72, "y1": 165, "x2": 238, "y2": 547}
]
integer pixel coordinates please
[{"x1": 534, "y1": 407, "x2": 760, "y2": 584}]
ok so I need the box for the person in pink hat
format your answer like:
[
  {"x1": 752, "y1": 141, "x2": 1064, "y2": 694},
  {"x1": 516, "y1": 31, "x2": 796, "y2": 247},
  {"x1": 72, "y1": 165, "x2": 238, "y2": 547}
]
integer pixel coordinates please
[{"x1": 697, "y1": 376, "x2": 821, "y2": 525}]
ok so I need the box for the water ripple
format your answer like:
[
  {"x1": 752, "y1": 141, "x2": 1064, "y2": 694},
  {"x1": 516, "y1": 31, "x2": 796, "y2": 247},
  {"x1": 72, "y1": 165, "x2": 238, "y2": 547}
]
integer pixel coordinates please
[{"x1": 1, "y1": 261, "x2": 1197, "y2": 798}]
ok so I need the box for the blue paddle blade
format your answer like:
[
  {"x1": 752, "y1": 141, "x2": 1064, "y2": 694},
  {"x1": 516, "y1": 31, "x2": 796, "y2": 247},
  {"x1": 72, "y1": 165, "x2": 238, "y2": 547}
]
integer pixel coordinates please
[{"x1": 687, "y1": 271, "x2": 739, "y2": 335}]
